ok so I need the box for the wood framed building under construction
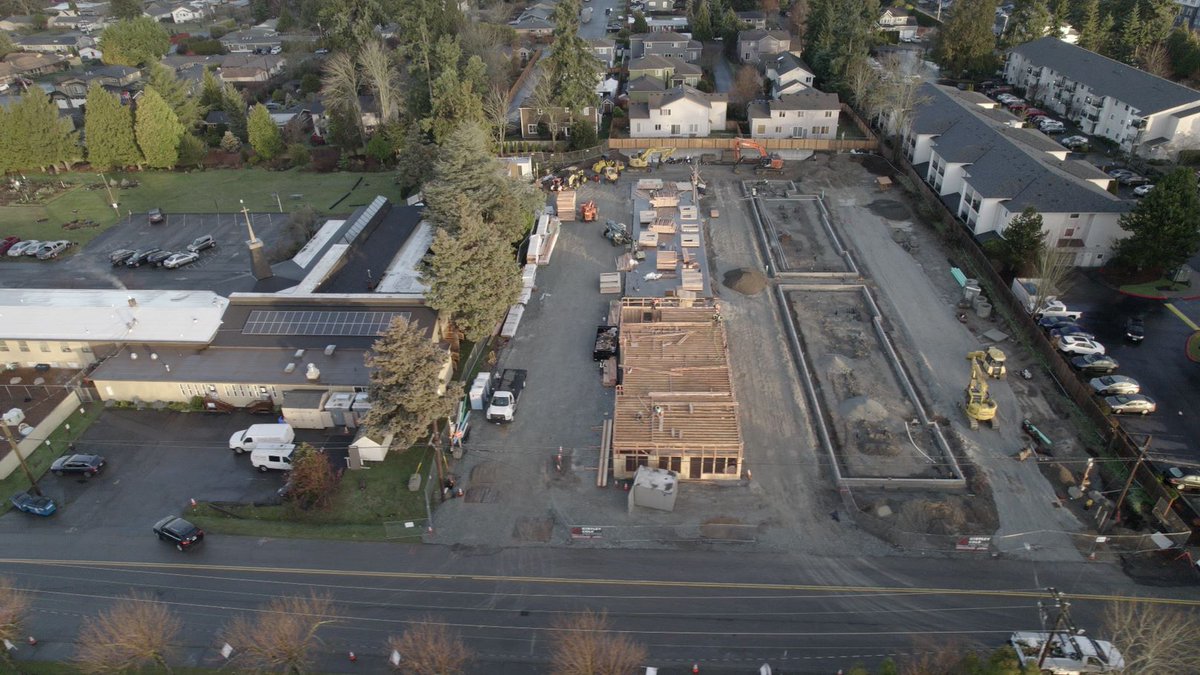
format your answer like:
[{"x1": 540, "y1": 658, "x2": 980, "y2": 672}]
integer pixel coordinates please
[{"x1": 611, "y1": 297, "x2": 743, "y2": 480}]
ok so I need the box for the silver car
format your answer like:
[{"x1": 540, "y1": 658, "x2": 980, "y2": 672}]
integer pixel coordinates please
[
  {"x1": 162, "y1": 251, "x2": 199, "y2": 269},
  {"x1": 7, "y1": 240, "x2": 40, "y2": 257},
  {"x1": 1104, "y1": 394, "x2": 1156, "y2": 415},
  {"x1": 1089, "y1": 375, "x2": 1140, "y2": 396}
]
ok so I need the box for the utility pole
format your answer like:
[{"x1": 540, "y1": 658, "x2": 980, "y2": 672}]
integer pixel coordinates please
[
  {"x1": 1111, "y1": 435, "x2": 1151, "y2": 527},
  {"x1": 2, "y1": 408, "x2": 42, "y2": 497},
  {"x1": 1036, "y1": 588, "x2": 1071, "y2": 671}
]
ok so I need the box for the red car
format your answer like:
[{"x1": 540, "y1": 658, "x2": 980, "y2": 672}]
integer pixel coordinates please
[
  {"x1": 1024, "y1": 108, "x2": 1047, "y2": 119},
  {"x1": 0, "y1": 236, "x2": 19, "y2": 255}
]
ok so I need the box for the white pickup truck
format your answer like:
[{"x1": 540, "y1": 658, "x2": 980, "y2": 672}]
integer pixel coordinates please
[{"x1": 1033, "y1": 300, "x2": 1083, "y2": 321}]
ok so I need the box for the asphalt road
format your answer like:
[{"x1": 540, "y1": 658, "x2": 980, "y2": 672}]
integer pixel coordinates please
[
  {"x1": 2, "y1": 534, "x2": 1195, "y2": 673},
  {"x1": 1059, "y1": 273, "x2": 1200, "y2": 468}
]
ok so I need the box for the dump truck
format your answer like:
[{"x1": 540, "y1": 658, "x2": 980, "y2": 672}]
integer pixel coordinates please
[
  {"x1": 486, "y1": 369, "x2": 527, "y2": 423},
  {"x1": 593, "y1": 325, "x2": 619, "y2": 361}
]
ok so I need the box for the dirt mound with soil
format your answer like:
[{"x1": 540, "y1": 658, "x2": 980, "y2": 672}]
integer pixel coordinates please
[
  {"x1": 838, "y1": 396, "x2": 889, "y2": 423},
  {"x1": 867, "y1": 199, "x2": 910, "y2": 221},
  {"x1": 723, "y1": 267, "x2": 769, "y2": 295}
]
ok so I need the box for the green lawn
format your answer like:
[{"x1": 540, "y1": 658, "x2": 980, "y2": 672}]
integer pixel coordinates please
[
  {"x1": 0, "y1": 403, "x2": 104, "y2": 516},
  {"x1": 0, "y1": 169, "x2": 404, "y2": 249},
  {"x1": 1119, "y1": 278, "x2": 1192, "y2": 297},
  {"x1": 189, "y1": 446, "x2": 434, "y2": 542}
]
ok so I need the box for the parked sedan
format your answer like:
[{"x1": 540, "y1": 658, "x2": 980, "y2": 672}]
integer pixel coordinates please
[
  {"x1": 1057, "y1": 335, "x2": 1106, "y2": 356},
  {"x1": 109, "y1": 249, "x2": 136, "y2": 266},
  {"x1": 10, "y1": 491, "x2": 57, "y2": 516},
  {"x1": 1060, "y1": 135, "x2": 1090, "y2": 150},
  {"x1": 125, "y1": 248, "x2": 163, "y2": 268},
  {"x1": 1106, "y1": 168, "x2": 1134, "y2": 180},
  {"x1": 1118, "y1": 173, "x2": 1150, "y2": 186},
  {"x1": 0, "y1": 236, "x2": 20, "y2": 255},
  {"x1": 1050, "y1": 324, "x2": 1094, "y2": 341},
  {"x1": 1162, "y1": 466, "x2": 1200, "y2": 491},
  {"x1": 163, "y1": 251, "x2": 199, "y2": 269},
  {"x1": 1133, "y1": 184, "x2": 1154, "y2": 197},
  {"x1": 1090, "y1": 375, "x2": 1141, "y2": 396},
  {"x1": 147, "y1": 250, "x2": 174, "y2": 267},
  {"x1": 35, "y1": 240, "x2": 69, "y2": 259},
  {"x1": 50, "y1": 453, "x2": 105, "y2": 477},
  {"x1": 1104, "y1": 394, "x2": 1157, "y2": 415},
  {"x1": 153, "y1": 516, "x2": 204, "y2": 551},
  {"x1": 148, "y1": 208, "x2": 165, "y2": 224},
  {"x1": 1071, "y1": 353, "x2": 1119, "y2": 374},
  {"x1": 7, "y1": 240, "x2": 40, "y2": 257}
]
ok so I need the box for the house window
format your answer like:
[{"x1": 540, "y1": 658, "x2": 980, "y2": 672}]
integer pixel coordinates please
[
  {"x1": 654, "y1": 124, "x2": 662, "y2": 130},
  {"x1": 1064, "y1": 227, "x2": 1075, "y2": 236},
  {"x1": 526, "y1": 124, "x2": 537, "y2": 135},
  {"x1": 39, "y1": 342, "x2": 50, "y2": 352},
  {"x1": 756, "y1": 125, "x2": 765, "y2": 134},
  {"x1": 777, "y1": 111, "x2": 785, "y2": 118},
  {"x1": 61, "y1": 344, "x2": 72, "y2": 352},
  {"x1": 825, "y1": 111, "x2": 833, "y2": 117},
  {"x1": 689, "y1": 123, "x2": 698, "y2": 132},
  {"x1": 663, "y1": 109, "x2": 671, "y2": 115},
  {"x1": 17, "y1": 341, "x2": 29, "y2": 352},
  {"x1": 775, "y1": 126, "x2": 782, "y2": 133},
  {"x1": 1069, "y1": 213, "x2": 1079, "y2": 219}
]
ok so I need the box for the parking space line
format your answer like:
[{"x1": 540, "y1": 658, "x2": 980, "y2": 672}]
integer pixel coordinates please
[{"x1": 1165, "y1": 303, "x2": 1200, "y2": 331}]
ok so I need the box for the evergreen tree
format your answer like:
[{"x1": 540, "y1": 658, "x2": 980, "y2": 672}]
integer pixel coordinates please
[
  {"x1": 220, "y1": 83, "x2": 248, "y2": 141},
  {"x1": 147, "y1": 63, "x2": 200, "y2": 129},
  {"x1": 99, "y1": 17, "x2": 170, "y2": 66},
  {"x1": 932, "y1": 0, "x2": 1000, "y2": 77},
  {"x1": 1113, "y1": 168, "x2": 1200, "y2": 273},
  {"x1": 8, "y1": 89, "x2": 78, "y2": 171},
  {"x1": 176, "y1": 133, "x2": 206, "y2": 168},
  {"x1": 423, "y1": 36, "x2": 485, "y2": 143},
  {"x1": 543, "y1": 0, "x2": 600, "y2": 119},
  {"x1": 1077, "y1": 0, "x2": 1105, "y2": 52},
  {"x1": 247, "y1": 103, "x2": 284, "y2": 160},
  {"x1": 1004, "y1": 0, "x2": 1054, "y2": 47},
  {"x1": 420, "y1": 196, "x2": 522, "y2": 341},
  {"x1": 362, "y1": 316, "x2": 460, "y2": 449},
  {"x1": 999, "y1": 207, "x2": 1047, "y2": 274},
  {"x1": 0, "y1": 32, "x2": 14, "y2": 59},
  {"x1": 1117, "y1": 4, "x2": 1146, "y2": 63},
  {"x1": 84, "y1": 83, "x2": 142, "y2": 170},
  {"x1": 802, "y1": 0, "x2": 880, "y2": 89},
  {"x1": 0, "y1": 106, "x2": 15, "y2": 174},
  {"x1": 420, "y1": 123, "x2": 542, "y2": 242},
  {"x1": 135, "y1": 87, "x2": 184, "y2": 169},
  {"x1": 219, "y1": 130, "x2": 242, "y2": 153},
  {"x1": 691, "y1": 0, "x2": 714, "y2": 41},
  {"x1": 108, "y1": 0, "x2": 142, "y2": 20},
  {"x1": 199, "y1": 68, "x2": 224, "y2": 111}
]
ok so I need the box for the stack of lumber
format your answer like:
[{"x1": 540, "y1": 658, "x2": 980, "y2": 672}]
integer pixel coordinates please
[
  {"x1": 601, "y1": 357, "x2": 618, "y2": 387},
  {"x1": 681, "y1": 221, "x2": 699, "y2": 233},
  {"x1": 681, "y1": 234, "x2": 700, "y2": 248},
  {"x1": 681, "y1": 270, "x2": 704, "y2": 291},
  {"x1": 657, "y1": 249, "x2": 678, "y2": 270},
  {"x1": 639, "y1": 209, "x2": 657, "y2": 224},
  {"x1": 651, "y1": 218, "x2": 677, "y2": 235},
  {"x1": 637, "y1": 231, "x2": 659, "y2": 248},
  {"x1": 678, "y1": 205, "x2": 698, "y2": 221},
  {"x1": 599, "y1": 272, "x2": 622, "y2": 294},
  {"x1": 649, "y1": 186, "x2": 679, "y2": 208},
  {"x1": 556, "y1": 190, "x2": 577, "y2": 221}
]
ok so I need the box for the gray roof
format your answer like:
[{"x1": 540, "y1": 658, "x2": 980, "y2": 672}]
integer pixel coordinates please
[
  {"x1": 737, "y1": 29, "x2": 790, "y2": 43},
  {"x1": 773, "y1": 51, "x2": 813, "y2": 77},
  {"x1": 1009, "y1": 37, "x2": 1200, "y2": 115},
  {"x1": 769, "y1": 90, "x2": 839, "y2": 111},
  {"x1": 913, "y1": 83, "x2": 1131, "y2": 215},
  {"x1": 646, "y1": 85, "x2": 727, "y2": 109},
  {"x1": 628, "y1": 102, "x2": 650, "y2": 119},
  {"x1": 626, "y1": 75, "x2": 665, "y2": 93},
  {"x1": 90, "y1": 345, "x2": 373, "y2": 387},
  {"x1": 629, "y1": 55, "x2": 674, "y2": 71}
]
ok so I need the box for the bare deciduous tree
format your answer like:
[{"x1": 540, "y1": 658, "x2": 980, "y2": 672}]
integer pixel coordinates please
[
  {"x1": 1136, "y1": 42, "x2": 1172, "y2": 79},
  {"x1": 550, "y1": 610, "x2": 647, "y2": 675},
  {"x1": 358, "y1": 40, "x2": 402, "y2": 126},
  {"x1": 388, "y1": 616, "x2": 472, "y2": 674},
  {"x1": 730, "y1": 64, "x2": 764, "y2": 111},
  {"x1": 843, "y1": 56, "x2": 880, "y2": 118},
  {"x1": 875, "y1": 52, "x2": 929, "y2": 160},
  {"x1": 0, "y1": 578, "x2": 31, "y2": 665},
  {"x1": 224, "y1": 592, "x2": 340, "y2": 674},
  {"x1": 321, "y1": 51, "x2": 364, "y2": 148},
  {"x1": 1105, "y1": 599, "x2": 1200, "y2": 673},
  {"x1": 76, "y1": 592, "x2": 180, "y2": 674},
  {"x1": 482, "y1": 84, "x2": 513, "y2": 148},
  {"x1": 1031, "y1": 241, "x2": 1074, "y2": 310}
]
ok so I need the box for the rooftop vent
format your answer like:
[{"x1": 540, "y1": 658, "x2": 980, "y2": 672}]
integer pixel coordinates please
[
  {"x1": 284, "y1": 363, "x2": 296, "y2": 373},
  {"x1": 305, "y1": 363, "x2": 320, "y2": 381},
  {"x1": 324, "y1": 344, "x2": 336, "y2": 356},
  {"x1": 293, "y1": 349, "x2": 305, "y2": 359}
]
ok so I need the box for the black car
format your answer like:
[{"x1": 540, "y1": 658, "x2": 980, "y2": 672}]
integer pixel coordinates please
[
  {"x1": 147, "y1": 250, "x2": 174, "y2": 267},
  {"x1": 148, "y1": 208, "x2": 165, "y2": 224},
  {"x1": 50, "y1": 453, "x2": 105, "y2": 477},
  {"x1": 125, "y1": 248, "x2": 162, "y2": 268},
  {"x1": 1037, "y1": 316, "x2": 1076, "y2": 332},
  {"x1": 109, "y1": 249, "x2": 136, "y2": 266},
  {"x1": 153, "y1": 516, "x2": 204, "y2": 551},
  {"x1": 1071, "y1": 353, "x2": 1119, "y2": 374},
  {"x1": 1125, "y1": 317, "x2": 1145, "y2": 343}
]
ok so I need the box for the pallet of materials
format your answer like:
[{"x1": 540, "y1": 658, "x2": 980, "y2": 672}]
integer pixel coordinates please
[
  {"x1": 637, "y1": 231, "x2": 659, "y2": 248},
  {"x1": 601, "y1": 357, "x2": 618, "y2": 387},
  {"x1": 657, "y1": 249, "x2": 678, "y2": 270},
  {"x1": 651, "y1": 218, "x2": 677, "y2": 235},
  {"x1": 681, "y1": 270, "x2": 704, "y2": 291},
  {"x1": 526, "y1": 213, "x2": 561, "y2": 265},
  {"x1": 678, "y1": 205, "x2": 698, "y2": 221},
  {"x1": 599, "y1": 272, "x2": 622, "y2": 294},
  {"x1": 556, "y1": 190, "x2": 577, "y2": 221}
]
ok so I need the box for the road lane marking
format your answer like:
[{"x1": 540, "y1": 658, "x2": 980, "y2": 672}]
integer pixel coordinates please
[
  {"x1": 0, "y1": 558, "x2": 1196, "y2": 607},
  {"x1": 1166, "y1": 302, "x2": 1200, "y2": 331}
]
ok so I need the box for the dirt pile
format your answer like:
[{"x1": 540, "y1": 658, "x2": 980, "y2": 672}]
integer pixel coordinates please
[
  {"x1": 838, "y1": 395, "x2": 888, "y2": 423},
  {"x1": 723, "y1": 267, "x2": 768, "y2": 295}
]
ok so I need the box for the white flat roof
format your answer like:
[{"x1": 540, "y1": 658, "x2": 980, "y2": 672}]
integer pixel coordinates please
[{"x1": 0, "y1": 289, "x2": 229, "y2": 344}]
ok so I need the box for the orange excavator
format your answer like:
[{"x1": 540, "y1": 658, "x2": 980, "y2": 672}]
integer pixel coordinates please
[{"x1": 732, "y1": 138, "x2": 783, "y2": 174}]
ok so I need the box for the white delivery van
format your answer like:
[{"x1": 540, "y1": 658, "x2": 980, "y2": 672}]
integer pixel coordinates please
[
  {"x1": 250, "y1": 443, "x2": 295, "y2": 472},
  {"x1": 229, "y1": 423, "x2": 295, "y2": 454}
]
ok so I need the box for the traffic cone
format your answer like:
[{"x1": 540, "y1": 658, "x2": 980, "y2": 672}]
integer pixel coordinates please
[
  {"x1": 348, "y1": 651, "x2": 357, "y2": 662},
  {"x1": 692, "y1": 664, "x2": 699, "y2": 674},
  {"x1": 27, "y1": 636, "x2": 37, "y2": 646},
  {"x1": 189, "y1": 498, "x2": 197, "y2": 509}
]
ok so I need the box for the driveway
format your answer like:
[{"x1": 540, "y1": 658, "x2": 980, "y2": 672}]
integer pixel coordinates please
[{"x1": 0, "y1": 411, "x2": 344, "y2": 539}]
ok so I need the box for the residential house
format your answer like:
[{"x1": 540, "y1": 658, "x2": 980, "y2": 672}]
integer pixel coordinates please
[
  {"x1": 737, "y1": 29, "x2": 790, "y2": 64},
  {"x1": 748, "y1": 90, "x2": 840, "y2": 140},
  {"x1": 55, "y1": 65, "x2": 141, "y2": 102},
  {"x1": 878, "y1": 7, "x2": 918, "y2": 40},
  {"x1": 146, "y1": 3, "x2": 209, "y2": 23},
  {"x1": 627, "y1": 55, "x2": 701, "y2": 88},
  {"x1": 596, "y1": 75, "x2": 619, "y2": 113},
  {"x1": 219, "y1": 27, "x2": 282, "y2": 53},
  {"x1": 78, "y1": 46, "x2": 102, "y2": 61},
  {"x1": 499, "y1": 44, "x2": 535, "y2": 65},
  {"x1": 1004, "y1": 36, "x2": 1200, "y2": 159},
  {"x1": 766, "y1": 52, "x2": 815, "y2": 97},
  {"x1": 218, "y1": 54, "x2": 286, "y2": 83},
  {"x1": 1176, "y1": 0, "x2": 1200, "y2": 32},
  {"x1": 511, "y1": 16, "x2": 554, "y2": 38},
  {"x1": 0, "y1": 52, "x2": 71, "y2": 85},
  {"x1": 0, "y1": 15, "x2": 34, "y2": 32},
  {"x1": 625, "y1": 74, "x2": 666, "y2": 103},
  {"x1": 269, "y1": 108, "x2": 313, "y2": 141},
  {"x1": 628, "y1": 32, "x2": 702, "y2": 62},
  {"x1": 904, "y1": 83, "x2": 1132, "y2": 267},
  {"x1": 629, "y1": 85, "x2": 728, "y2": 137},
  {"x1": 517, "y1": 101, "x2": 601, "y2": 140},
  {"x1": 735, "y1": 10, "x2": 768, "y2": 30},
  {"x1": 645, "y1": 15, "x2": 691, "y2": 32},
  {"x1": 640, "y1": 0, "x2": 676, "y2": 11},
  {"x1": 15, "y1": 33, "x2": 93, "y2": 54},
  {"x1": 587, "y1": 37, "x2": 617, "y2": 69}
]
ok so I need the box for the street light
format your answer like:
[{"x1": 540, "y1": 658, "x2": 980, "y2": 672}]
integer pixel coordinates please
[{"x1": 2, "y1": 407, "x2": 43, "y2": 497}]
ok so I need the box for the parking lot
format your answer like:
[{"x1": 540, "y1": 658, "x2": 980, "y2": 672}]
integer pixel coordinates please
[
  {"x1": 0, "y1": 410, "x2": 347, "y2": 543},
  {"x1": 0, "y1": 211, "x2": 292, "y2": 295}
]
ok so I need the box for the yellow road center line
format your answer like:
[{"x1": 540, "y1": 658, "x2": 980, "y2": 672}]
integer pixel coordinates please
[{"x1": 1166, "y1": 303, "x2": 1200, "y2": 331}]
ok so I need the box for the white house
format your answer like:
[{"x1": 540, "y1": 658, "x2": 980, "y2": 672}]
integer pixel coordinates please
[
  {"x1": 904, "y1": 83, "x2": 1132, "y2": 267},
  {"x1": 78, "y1": 46, "x2": 102, "y2": 61},
  {"x1": 767, "y1": 52, "x2": 815, "y2": 97},
  {"x1": 748, "y1": 90, "x2": 840, "y2": 139},
  {"x1": 629, "y1": 85, "x2": 728, "y2": 138},
  {"x1": 878, "y1": 7, "x2": 918, "y2": 40},
  {"x1": 1004, "y1": 36, "x2": 1200, "y2": 159}
]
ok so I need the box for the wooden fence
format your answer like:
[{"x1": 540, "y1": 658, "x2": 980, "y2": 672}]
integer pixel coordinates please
[
  {"x1": 606, "y1": 136, "x2": 879, "y2": 152},
  {"x1": 895, "y1": 155, "x2": 1200, "y2": 540}
]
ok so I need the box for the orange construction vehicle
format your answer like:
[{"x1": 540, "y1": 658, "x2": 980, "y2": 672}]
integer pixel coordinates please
[
  {"x1": 579, "y1": 200, "x2": 597, "y2": 222},
  {"x1": 732, "y1": 138, "x2": 784, "y2": 174}
]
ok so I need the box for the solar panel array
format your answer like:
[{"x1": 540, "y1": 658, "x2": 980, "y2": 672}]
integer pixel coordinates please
[{"x1": 242, "y1": 310, "x2": 409, "y2": 336}]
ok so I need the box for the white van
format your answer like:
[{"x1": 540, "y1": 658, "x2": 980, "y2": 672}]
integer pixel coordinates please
[
  {"x1": 250, "y1": 443, "x2": 295, "y2": 472},
  {"x1": 229, "y1": 423, "x2": 295, "y2": 453}
]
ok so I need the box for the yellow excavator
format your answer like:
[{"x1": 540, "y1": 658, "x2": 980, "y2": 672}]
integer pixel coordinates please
[
  {"x1": 965, "y1": 356, "x2": 999, "y2": 430},
  {"x1": 627, "y1": 147, "x2": 675, "y2": 169},
  {"x1": 966, "y1": 347, "x2": 1007, "y2": 379},
  {"x1": 592, "y1": 157, "x2": 624, "y2": 173}
]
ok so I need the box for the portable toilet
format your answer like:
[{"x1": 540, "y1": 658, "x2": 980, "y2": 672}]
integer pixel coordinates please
[{"x1": 469, "y1": 372, "x2": 491, "y2": 411}]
